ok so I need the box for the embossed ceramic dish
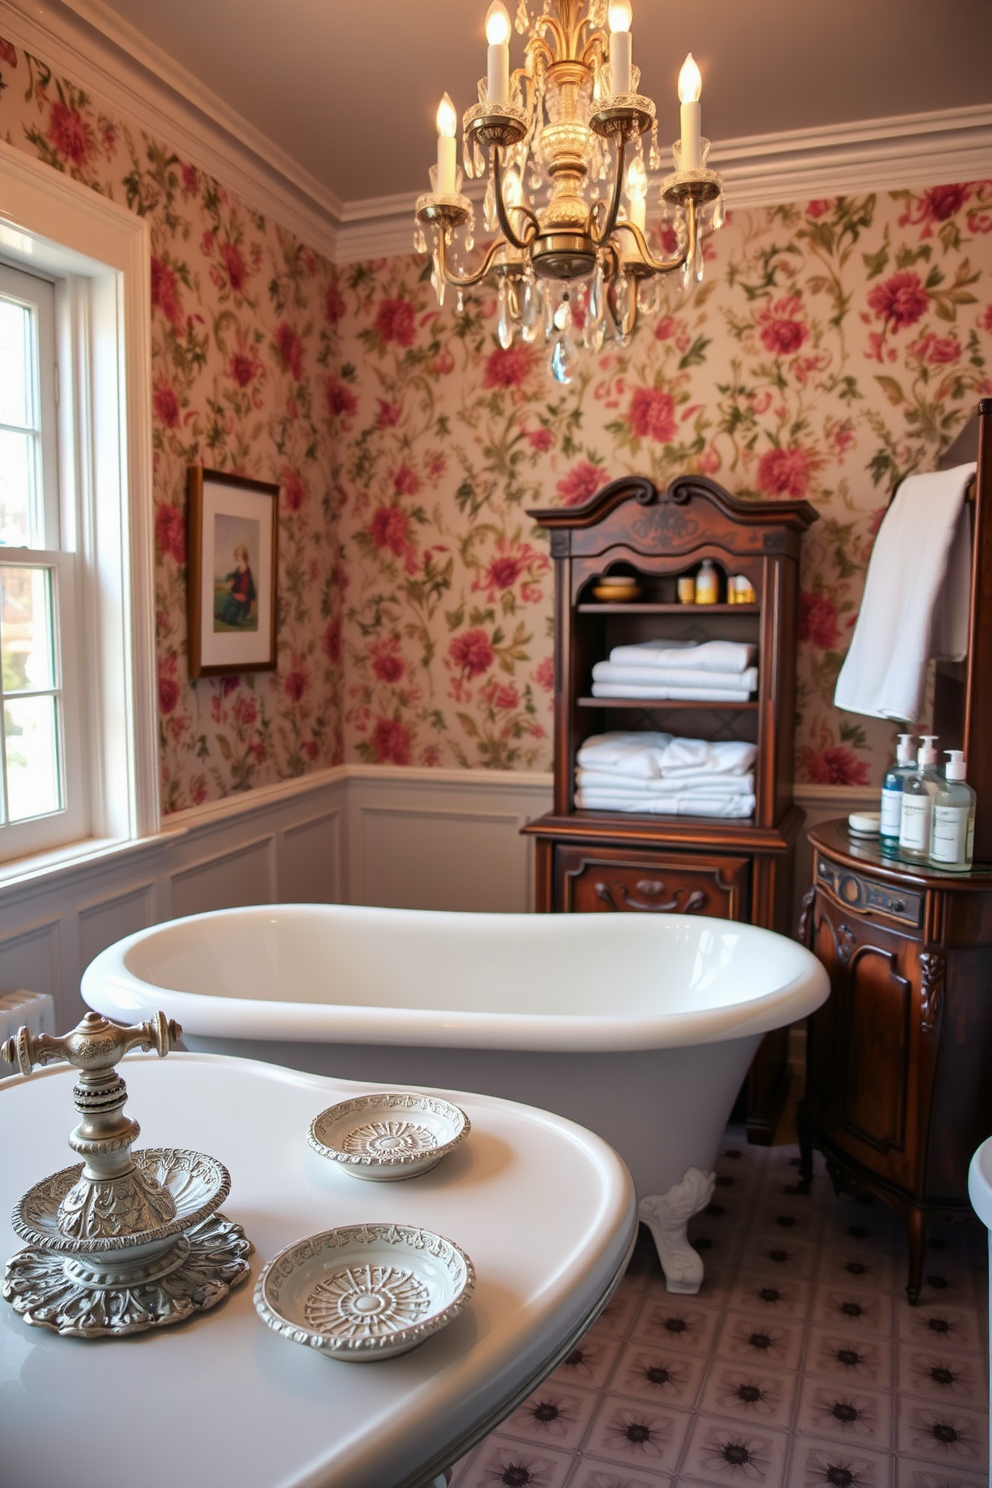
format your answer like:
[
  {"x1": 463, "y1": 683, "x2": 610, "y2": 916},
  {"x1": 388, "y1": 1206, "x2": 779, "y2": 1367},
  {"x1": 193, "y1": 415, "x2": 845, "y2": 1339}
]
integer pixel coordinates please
[
  {"x1": 308, "y1": 1092, "x2": 470, "y2": 1182},
  {"x1": 254, "y1": 1222, "x2": 476, "y2": 1360}
]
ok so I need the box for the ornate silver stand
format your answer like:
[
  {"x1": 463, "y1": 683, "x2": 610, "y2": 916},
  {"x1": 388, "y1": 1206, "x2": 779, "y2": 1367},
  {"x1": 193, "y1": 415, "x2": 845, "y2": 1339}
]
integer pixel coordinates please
[{"x1": 1, "y1": 1010, "x2": 252, "y2": 1337}]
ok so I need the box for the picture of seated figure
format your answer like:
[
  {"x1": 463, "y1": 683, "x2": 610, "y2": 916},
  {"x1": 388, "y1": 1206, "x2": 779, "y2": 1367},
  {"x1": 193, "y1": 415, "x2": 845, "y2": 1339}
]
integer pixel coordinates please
[{"x1": 214, "y1": 541, "x2": 258, "y2": 630}]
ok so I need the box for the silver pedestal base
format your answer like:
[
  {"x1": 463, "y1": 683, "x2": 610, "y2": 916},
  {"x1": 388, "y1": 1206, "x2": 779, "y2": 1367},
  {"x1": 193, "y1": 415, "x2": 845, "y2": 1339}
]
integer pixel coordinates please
[{"x1": 3, "y1": 1211, "x2": 252, "y2": 1337}]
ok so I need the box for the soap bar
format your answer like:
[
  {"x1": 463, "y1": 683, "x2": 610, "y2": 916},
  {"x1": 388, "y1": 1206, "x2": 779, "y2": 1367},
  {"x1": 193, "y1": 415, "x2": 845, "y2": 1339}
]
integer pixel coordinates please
[{"x1": 848, "y1": 811, "x2": 881, "y2": 837}]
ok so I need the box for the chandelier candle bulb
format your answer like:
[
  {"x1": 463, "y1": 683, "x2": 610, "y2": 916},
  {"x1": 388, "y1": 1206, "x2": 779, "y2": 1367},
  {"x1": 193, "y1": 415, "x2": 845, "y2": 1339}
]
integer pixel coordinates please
[
  {"x1": 486, "y1": 1, "x2": 511, "y2": 104},
  {"x1": 435, "y1": 94, "x2": 458, "y2": 194},
  {"x1": 678, "y1": 53, "x2": 703, "y2": 170},
  {"x1": 608, "y1": 0, "x2": 633, "y2": 95}
]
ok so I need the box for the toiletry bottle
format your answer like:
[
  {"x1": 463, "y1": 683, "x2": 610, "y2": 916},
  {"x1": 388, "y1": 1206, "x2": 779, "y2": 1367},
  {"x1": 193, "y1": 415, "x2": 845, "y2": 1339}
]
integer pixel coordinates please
[
  {"x1": 898, "y1": 735, "x2": 940, "y2": 862},
  {"x1": 879, "y1": 733, "x2": 916, "y2": 853},
  {"x1": 695, "y1": 559, "x2": 718, "y2": 605},
  {"x1": 929, "y1": 750, "x2": 976, "y2": 872}
]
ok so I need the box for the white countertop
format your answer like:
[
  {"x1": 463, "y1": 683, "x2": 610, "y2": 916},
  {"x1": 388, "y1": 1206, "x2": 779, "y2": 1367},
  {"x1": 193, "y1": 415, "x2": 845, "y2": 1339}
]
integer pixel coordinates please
[{"x1": 0, "y1": 1052, "x2": 636, "y2": 1488}]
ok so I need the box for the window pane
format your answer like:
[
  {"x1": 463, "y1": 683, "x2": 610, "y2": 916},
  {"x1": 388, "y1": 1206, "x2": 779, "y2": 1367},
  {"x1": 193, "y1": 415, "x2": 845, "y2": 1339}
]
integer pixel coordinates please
[
  {"x1": 1, "y1": 566, "x2": 55, "y2": 692},
  {"x1": 4, "y1": 694, "x2": 61, "y2": 821},
  {"x1": 0, "y1": 428, "x2": 39, "y2": 546},
  {"x1": 0, "y1": 296, "x2": 34, "y2": 429}
]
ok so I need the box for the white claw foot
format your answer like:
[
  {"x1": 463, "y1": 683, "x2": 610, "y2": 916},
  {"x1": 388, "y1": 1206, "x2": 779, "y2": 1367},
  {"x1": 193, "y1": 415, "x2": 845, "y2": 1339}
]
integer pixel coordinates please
[{"x1": 638, "y1": 1166, "x2": 716, "y2": 1294}]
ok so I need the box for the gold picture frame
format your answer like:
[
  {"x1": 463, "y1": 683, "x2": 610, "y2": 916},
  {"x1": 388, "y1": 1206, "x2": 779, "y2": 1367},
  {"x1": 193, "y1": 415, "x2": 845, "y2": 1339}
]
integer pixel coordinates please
[{"x1": 186, "y1": 466, "x2": 279, "y2": 680}]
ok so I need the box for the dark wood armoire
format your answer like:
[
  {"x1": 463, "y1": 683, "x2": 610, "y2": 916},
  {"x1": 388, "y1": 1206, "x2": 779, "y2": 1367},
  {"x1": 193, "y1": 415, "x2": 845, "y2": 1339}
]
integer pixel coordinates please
[{"x1": 522, "y1": 473, "x2": 818, "y2": 1142}]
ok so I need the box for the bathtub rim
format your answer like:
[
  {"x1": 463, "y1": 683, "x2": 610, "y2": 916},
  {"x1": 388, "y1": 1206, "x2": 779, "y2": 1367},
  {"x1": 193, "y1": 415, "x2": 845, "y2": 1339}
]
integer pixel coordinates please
[{"x1": 82, "y1": 904, "x2": 829, "y2": 1055}]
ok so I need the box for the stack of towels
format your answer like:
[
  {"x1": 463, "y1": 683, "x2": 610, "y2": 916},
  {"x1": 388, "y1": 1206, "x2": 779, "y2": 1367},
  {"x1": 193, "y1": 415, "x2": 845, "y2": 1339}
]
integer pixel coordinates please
[
  {"x1": 590, "y1": 639, "x2": 758, "y2": 701},
  {"x1": 575, "y1": 731, "x2": 757, "y2": 817}
]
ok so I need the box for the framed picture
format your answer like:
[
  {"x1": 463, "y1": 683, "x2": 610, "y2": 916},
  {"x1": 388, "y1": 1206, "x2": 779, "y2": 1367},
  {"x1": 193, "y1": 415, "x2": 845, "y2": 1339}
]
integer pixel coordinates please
[{"x1": 186, "y1": 467, "x2": 279, "y2": 679}]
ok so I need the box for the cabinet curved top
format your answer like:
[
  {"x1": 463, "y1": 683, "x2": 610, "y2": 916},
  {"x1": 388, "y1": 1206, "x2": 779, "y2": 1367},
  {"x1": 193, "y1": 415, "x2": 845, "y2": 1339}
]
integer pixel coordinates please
[{"x1": 528, "y1": 473, "x2": 819, "y2": 536}]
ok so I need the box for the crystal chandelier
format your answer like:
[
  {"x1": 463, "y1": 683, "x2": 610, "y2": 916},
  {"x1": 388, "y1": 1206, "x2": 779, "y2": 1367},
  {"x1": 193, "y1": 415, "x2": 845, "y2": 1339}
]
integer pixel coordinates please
[{"x1": 414, "y1": 0, "x2": 725, "y2": 382}]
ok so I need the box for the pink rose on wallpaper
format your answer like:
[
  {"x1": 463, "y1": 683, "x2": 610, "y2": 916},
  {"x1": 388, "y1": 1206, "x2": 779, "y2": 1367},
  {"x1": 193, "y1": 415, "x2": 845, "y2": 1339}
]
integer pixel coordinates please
[
  {"x1": 371, "y1": 638, "x2": 406, "y2": 684},
  {"x1": 483, "y1": 555, "x2": 523, "y2": 591},
  {"x1": 757, "y1": 296, "x2": 808, "y2": 356},
  {"x1": 757, "y1": 446, "x2": 811, "y2": 499},
  {"x1": 923, "y1": 184, "x2": 969, "y2": 222},
  {"x1": 534, "y1": 656, "x2": 554, "y2": 693},
  {"x1": 372, "y1": 717, "x2": 412, "y2": 765},
  {"x1": 656, "y1": 224, "x2": 679, "y2": 256},
  {"x1": 980, "y1": 305, "x2": 992, "y2": 333},
  {"x1": 220, "y1": 241, "x2": 248, "y2": 294},
  {"x1": 181, "y1": 162, "x2": 198, "y2": 194},
  {"x1": 150, "y1": 257, "x2": 184, "y2": 331},
  {"x1": 234, "y1": 696, "x2": 258, "y2": 729},
  {"x1": 325, "y1": 282, "x2": 345, "y2": 325},
  {"x1": 284, "y1": 668, "x2": 308, "y2": 702},
  {"x1": 229, "y1": 347, "x2": 260, "y2": 388},
  {"x1": 282, "y1": 469, "x2": 307, "y2": 512},
  {"x1": 482, "y1": 679, "x2": 519, "y2": 712},
  {"x1": 153, "y1": 381, "x2": 181, "y2": 429},
  {"x1": 525, "y1": 426, "x2": 554, "y2": 451},
  {"x1": 449, "y1": 629, "x2": 494, "y2": 678},
  {"x1": 393, "y1": 463, "x2": 419, "y2": 496},
  {"x1": 327, "y1": 379, "x2": 357, "y2": 418},
  {"x1": 375, "y1": 298, "x2": 416, "y2": 347},
  {"x1": 483, "y1": 344, "x2": 533, "y2": 389},
  {"x1": 697, "y1": 446, "x2": 721, "y2": 474},
  {"x1": 927, "y1": 335, "x2": 961, "y2": 363},
  {"x1": 427, "y1": 453, "x2": 447, "y2": 481},
  {"x1": 275, "y1": 322, "x2": 303, "y2": 380},
  {"x1": 627, "y1": 386, "x2": 677, "y2": 444},
  {"x1": 47, "y1": 100, "x2": 92, "y2": 169},
  {"x1": 806, "y1": 200, "x2": 831, "y2": 218},
  {"x1": 323, "y1": 617, "x2": 341, "y2": 666},
  {"x1": 158, "y1": 657, "x2": 179, "y2": 716},
  {"x1": 654, "y1": 315, "x2": 678, "y2": 342},
  {"x1": 801, "y1": 746, "x2": 870, "y2": 787},
  {"x1": 868, "y1": 271, "x2": 929, "y2": 331},
  {"x1": 377, "y1": 400, "x2": 402, "y2": 428},
  {"x1": 799, "y1": 591, "x2": 841, "y2": 650},
  {"x1": 155, "y1": 501, "x2": 185, "y2": 563},
  {"x1": 370, "y1": 506, "x2": 417, "y2": 572},
  {"x1": 556, "y1": 461, "x2": 606, "y2": 506},
  {"x1": 0, "y1": 37, "x2": 18, "y2": 67}
]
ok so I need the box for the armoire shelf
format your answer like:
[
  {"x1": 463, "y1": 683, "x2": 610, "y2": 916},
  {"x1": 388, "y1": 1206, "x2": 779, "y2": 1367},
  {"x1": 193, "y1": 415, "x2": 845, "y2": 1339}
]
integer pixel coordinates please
[{"x1": 522, "y1": 472, "x2": 818, "y2": 1143}]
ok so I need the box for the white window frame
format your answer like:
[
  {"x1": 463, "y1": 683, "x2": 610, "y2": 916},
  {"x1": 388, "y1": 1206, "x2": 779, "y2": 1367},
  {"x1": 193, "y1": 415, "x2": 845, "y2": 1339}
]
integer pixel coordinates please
[{"x1": 0, "y1": 142, "x2": 158, "y2": 873}]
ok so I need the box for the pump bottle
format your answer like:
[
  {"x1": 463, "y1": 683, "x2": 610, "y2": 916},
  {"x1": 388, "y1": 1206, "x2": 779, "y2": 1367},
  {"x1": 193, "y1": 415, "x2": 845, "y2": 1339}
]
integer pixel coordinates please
[
  {"x1": 929, "y1": 750, "x2": 976, "y2": 872},
  {"x1": 898, "y1": 735, "x2": 940, "y2": 863},
  {"x1": 880, "y1": 733, "x2": 916, "y2": 852}
]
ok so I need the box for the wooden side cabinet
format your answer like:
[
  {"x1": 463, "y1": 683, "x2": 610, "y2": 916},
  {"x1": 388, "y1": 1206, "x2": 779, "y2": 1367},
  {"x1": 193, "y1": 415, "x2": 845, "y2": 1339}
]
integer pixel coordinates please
[
  {"x1": 797, "y1": 819, "x2": 992, "y2": 1303},
  {"x1": 523, "y1": 473, "x2": 817, "y2": 1143}
]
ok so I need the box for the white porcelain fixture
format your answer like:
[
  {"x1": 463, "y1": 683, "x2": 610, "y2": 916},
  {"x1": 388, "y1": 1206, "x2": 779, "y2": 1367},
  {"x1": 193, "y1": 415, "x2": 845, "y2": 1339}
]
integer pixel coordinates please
[
  {"x1": 83, "y1": 905, "x2": 829, "y2": 1291},
  {"x1": 0, "y1": 1052, "x2": 635, "y2": 1488},
  {"x1": 308, "y1": 1091, "x2": 470, "y2": 1181},
  {"x1": 967, "y1": 1137, "x2": 992, "y2": 1442},
  {"x1": 255, "y1": 1221, "x2": 475, "y2": 1359}
]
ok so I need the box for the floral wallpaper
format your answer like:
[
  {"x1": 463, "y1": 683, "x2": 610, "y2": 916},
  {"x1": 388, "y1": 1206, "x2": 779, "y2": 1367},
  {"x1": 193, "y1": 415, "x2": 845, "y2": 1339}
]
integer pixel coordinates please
[
  {"x1": 0, "y1": 36, "x2": 346, "y2": 813},
  {"x1": 334, "y1": 184, "x2": 992, "y2": 785},
  {"x1": 3, "y1": 26, "x2": 991, "y2": 802}
]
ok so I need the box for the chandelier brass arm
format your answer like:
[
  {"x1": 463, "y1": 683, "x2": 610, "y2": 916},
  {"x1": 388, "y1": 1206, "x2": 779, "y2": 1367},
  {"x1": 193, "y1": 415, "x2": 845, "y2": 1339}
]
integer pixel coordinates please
[
  {"x1": 615, "y1": 194, "x2": 699, "y2": 276},
  {"x1": 589, "y1": 133, "x2": 628, "y2": 248},
  {"x1": 493, "y1": 147, "x2": 541, "y2": 250}
]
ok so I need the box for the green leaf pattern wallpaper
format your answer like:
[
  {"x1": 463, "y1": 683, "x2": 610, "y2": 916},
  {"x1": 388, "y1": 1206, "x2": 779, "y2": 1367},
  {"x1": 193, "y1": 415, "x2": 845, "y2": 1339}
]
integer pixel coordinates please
[{"x1": 2, "y1": 32, "x2": 990, "y2": 806}]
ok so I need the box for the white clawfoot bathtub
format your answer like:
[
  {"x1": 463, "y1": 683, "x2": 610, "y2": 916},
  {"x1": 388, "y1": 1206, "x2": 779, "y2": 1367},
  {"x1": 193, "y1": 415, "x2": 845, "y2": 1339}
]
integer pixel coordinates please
[{"x1": 82, "y1": 906, "x2": 829, "y2": 1293}]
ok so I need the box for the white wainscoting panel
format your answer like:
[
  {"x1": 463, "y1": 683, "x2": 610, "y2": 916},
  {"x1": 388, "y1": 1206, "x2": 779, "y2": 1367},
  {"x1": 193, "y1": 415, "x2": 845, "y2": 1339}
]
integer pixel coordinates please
[
  {"x1": 279, "y1": 811, "x2": 343, "y2": 905},
  {"x1": 0, "y1": 919, "x2": 62, "y2": 1006},
  {"x1": 77, "y1": 883, "x2": 155, "y2": 975},
  {"x1": 170, "y1": 836, "x2": 276, "y2": 920}
]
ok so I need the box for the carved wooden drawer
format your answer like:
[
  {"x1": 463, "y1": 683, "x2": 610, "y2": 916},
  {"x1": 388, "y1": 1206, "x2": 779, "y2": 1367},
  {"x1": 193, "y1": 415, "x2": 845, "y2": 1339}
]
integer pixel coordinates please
[
  {"x1": 553, "y1": 844, "x2": 750, "y2": 919},
  {"x1": 814, "y1": 854, "x2": 923, "y2": 929}
]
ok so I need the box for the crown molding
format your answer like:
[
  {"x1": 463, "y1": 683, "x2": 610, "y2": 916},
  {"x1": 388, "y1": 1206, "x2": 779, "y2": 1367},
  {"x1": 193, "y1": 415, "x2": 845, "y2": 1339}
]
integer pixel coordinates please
[
  {"x1": 2, "y1": 0, "x2": 341, "y2": 258},
  {"x1": 337, "y1": 103, "x2": 992, "y2": 262},
  {"x1": 3, "y1": 3, "x2": 991, "y2": 265}
]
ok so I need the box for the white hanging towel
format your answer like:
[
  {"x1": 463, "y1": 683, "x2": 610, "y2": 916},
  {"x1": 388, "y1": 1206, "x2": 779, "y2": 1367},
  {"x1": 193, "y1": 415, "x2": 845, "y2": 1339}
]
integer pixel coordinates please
[{"x1": 834, "y1": 463, "x2": 975, "y2": 722}]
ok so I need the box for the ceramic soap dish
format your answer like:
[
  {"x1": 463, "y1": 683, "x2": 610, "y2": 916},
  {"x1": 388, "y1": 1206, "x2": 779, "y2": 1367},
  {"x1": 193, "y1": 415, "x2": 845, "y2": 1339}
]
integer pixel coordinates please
[
  {"x1": 308, "y1": 1092, "x2": 470, "y2": 1182},
  {"x1": 254, "y1": 1222, "x2": 475, "y2": 1360}
]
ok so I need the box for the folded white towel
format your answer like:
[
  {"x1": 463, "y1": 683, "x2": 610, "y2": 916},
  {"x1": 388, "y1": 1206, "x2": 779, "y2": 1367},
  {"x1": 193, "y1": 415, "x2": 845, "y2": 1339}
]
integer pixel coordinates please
[
  {"x1": 575, "y1": 731, "x2": 673, "y2": 777},
  {"x1": 592, "y1": 682, "x2": 753, "y2": 702},
  {"x1": 575, "y1": 790, "x2": 756, "y2": 817},
  {"x1": 576, "y1": 769, "x2": 755, "y2": 796},
  {"x1": 591, "y1": 661, "x2": 759, "y2": 692},
  {"x1": 662, "y1": 739, "x2": 757, "y2": 775},
  {"x1": 834, "y1": 462, "x2": 975, "y2": 722},
  {"x1": 608, "y1": 639, "x2": 757, "y2": 673}
]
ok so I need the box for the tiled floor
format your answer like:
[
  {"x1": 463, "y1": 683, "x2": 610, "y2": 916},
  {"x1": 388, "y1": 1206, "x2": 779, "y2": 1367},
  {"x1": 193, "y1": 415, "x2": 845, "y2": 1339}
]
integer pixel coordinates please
[{"x1": 449, "y1": 1134, "x2": 990, "y2": 1488}]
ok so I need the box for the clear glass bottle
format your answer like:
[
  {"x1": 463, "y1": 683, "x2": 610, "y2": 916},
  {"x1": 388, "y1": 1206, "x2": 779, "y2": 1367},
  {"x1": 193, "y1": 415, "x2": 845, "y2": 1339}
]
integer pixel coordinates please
[
  {"x1": 898, "y1": 734, "x2": 940, "y2": 863},
  {"x1": 879, "y1": 733, "x2": 916, "y2": 853},
  {"x1": 929, "y1": 750, "x2": 976, "y2": 872},
  {"x1": 694, "y1": 559, "x2": 719, "y2": 605}
]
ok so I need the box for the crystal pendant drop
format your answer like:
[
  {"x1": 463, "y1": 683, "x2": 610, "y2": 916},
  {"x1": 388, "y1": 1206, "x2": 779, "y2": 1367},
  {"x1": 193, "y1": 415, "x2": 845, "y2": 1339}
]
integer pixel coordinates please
[
  {"x1": 649, "y1": 120, "x2": 661, "y2": 172},
  {"x1": 712, "y1": 195, "x2": 726, "y2": 231},
  {"x1": 520, "y1": 275, "x2": 539, "y2": 342},
  {"x1": 456, "y1": 289, "x2": 465, "y2": 314},
  {"x1": 589, "y1": 261, "x2": 604, "y2": 324},
  {"x1": 551, "y1": 335, "x2": 572, "y2": 384},
  {"x1": 542, "y1": 284, "x2": 555, "y2": 341},
  {"x1": 681, "y1": 255, "x2": 692, "y2": 294},
  {"x1": 413, "y1": 224, "x2": 426, "y2": 254},
  {"x1": 693, "y1": 233, "x2": 704, "y2": 284},
  {"x1": 614, "y1": 273, "x2": 633, "y2": 331},
  {"x1": 585, "y1": 316, "x2": 605, "y2": 353},
  {"x1": 431, "y1": 245, "x2": 446, "y2": 306},
  {"x1": 553, "y1": 293, "x2": 573, "y2": 333},
  {"x1": 497, "y1": 278, "x2": 514, "y2": 349},
  {"x1": 462, "y1": 133, "x2": 473, "y2": 179},
  {"x1": 484, "y1": 176, "x2": 498, "y2": 233}
]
